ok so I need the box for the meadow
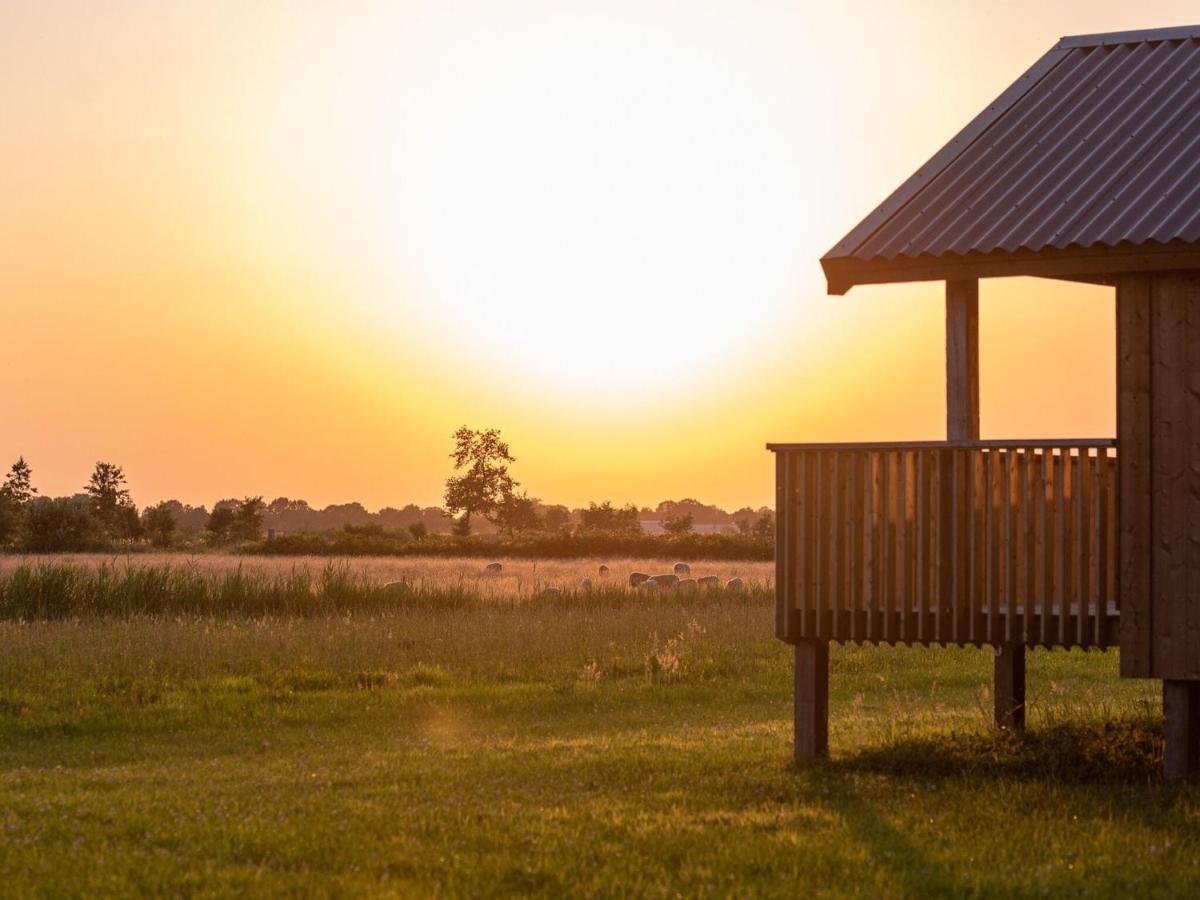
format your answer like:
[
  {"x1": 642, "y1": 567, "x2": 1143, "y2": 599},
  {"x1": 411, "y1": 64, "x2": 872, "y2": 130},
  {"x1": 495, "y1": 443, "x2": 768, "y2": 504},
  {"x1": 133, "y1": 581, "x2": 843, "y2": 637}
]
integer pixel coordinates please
[{"x1": 1, "y1": 555, "x2": 1196, "y2": 897}]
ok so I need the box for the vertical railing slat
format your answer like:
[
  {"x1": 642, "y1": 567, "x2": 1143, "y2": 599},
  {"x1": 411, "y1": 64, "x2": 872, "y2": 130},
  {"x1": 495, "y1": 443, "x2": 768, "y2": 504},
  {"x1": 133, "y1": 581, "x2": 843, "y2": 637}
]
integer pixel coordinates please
[
  {"x1": 1040, "y1": 449, "x2": 1054, "y2": 648},
  {"x1": 1080, "y1": 451, "x2": 1089, "y2": 648},
  {"x1": 916, "y1": 451, "x2": 927, "y2": 644}
]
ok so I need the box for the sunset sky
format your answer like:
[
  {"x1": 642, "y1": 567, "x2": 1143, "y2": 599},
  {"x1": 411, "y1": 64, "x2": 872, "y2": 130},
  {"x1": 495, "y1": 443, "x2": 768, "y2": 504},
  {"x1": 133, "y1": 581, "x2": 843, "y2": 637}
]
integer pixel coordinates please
[{"x1": 3, "y1": 0, "x2": 1194, "y2": 511}]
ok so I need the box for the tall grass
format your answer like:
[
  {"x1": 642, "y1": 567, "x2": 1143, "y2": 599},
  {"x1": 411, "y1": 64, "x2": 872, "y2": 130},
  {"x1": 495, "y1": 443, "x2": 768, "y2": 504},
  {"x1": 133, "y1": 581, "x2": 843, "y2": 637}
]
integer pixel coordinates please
[{"x1": 0, "y1": 559, "x2": 771, "y2": 620}]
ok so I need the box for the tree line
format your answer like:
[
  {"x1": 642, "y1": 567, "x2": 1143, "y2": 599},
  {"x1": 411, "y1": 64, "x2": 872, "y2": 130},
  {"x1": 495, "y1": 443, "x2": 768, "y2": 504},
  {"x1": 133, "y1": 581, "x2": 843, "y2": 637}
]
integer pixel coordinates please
[{"x1": 0, "y1": 429, "x2": 772, "y2": 552}]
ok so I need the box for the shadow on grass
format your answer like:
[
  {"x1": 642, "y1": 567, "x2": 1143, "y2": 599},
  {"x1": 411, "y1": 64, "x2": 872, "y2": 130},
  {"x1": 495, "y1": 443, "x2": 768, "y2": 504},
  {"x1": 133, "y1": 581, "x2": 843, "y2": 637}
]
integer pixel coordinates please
[
  {"x1": 837, "y1": 716, "x2": 1163, "y2": 784},
  {"x1": 811, "y1": 768, "x2": 964, "y2": 898}
]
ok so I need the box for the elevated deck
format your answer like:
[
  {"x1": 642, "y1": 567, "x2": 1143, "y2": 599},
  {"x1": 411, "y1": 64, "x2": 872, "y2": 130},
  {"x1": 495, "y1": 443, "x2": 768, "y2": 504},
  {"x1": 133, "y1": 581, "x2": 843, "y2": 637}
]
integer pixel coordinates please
[{"x1": 769, "y1": 440, "x2": 1118, "y2": 650}]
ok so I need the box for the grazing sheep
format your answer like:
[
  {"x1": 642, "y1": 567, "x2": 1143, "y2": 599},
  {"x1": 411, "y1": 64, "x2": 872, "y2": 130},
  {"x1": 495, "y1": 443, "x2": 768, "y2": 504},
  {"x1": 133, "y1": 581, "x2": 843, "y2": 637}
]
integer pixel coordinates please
[
  {"x1": 598, "y1": 564, "x2": 610, "y2": 576},
  {"x1": 579, "y1": 577, "x2": 593, "y2": 590},
  {"x1": 673, "y1": 562, "x2": 691, "y2": 575},
  {"x1": 725, "y1": 577, "x2": 744, "y2": 591},
  {"x1": 649, "y1": 574, "x2": 679, "y2": 588},
  {"x1": 697, "y1": 576, "x2": 720, "y2": 588},
  {"x1": 676, "y1": 578, "x2": 697, "y2": 591},
  {"x1": 540, "y1": 586, "x2": 562, "y2": 597},
  {"x1": 629, "y1": 572, "x2": 650, "y2": 587},
  {"x1": 381, "y1": 580, "x2": 404, "y2": 593},
  {"x1": 638, "y1": 579, "x2": 659, "y2": 591},
  {"x1": 484, "y1": 562, "x2": 503, "y2": 574}
]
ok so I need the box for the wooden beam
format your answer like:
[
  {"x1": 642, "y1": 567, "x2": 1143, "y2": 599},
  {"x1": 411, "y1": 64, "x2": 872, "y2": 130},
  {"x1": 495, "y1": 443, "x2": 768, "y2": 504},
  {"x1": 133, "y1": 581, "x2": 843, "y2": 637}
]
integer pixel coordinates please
[
  {"x1": 1117, "y1": 275, "x2": 1153, "y2": 677},
  {"x1": 946, "y1": 280, "x2": 980, "y2": 442},
  {"x1": 823, "y1": 242, "x2": 1200, "y2": 296},
  {"x1": 794, "y1": 641, "x2": 829, "y2": 760},
  {"x1": 994, "y1": 643, "x2": 1026, "y2": 730},
  {"x1": 1163, "y1": 680, "x2": 1200, "y2": 781}
]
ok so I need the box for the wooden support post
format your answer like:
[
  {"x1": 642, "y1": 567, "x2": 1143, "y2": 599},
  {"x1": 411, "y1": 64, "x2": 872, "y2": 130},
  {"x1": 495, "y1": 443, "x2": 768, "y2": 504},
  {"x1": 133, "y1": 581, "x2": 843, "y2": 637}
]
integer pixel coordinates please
[
  {"x1": 1163, "y1": 680, "x2": 1200, "y2": 781},
  {"x1": 994, "y1": 643, "x2": 1026, "y2": 730},
  {"x1": 946, "y1": 279, "x2": 980, "y2": 443},
  {"x1": 794, "y1": 641, "x2": 829, "y2": 761}
]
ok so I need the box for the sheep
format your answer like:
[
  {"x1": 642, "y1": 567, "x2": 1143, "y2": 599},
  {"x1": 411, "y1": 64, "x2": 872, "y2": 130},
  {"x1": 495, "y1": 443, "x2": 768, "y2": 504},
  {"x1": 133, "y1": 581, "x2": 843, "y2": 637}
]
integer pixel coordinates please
[
  {"x1": 484, "y1": 562, "x2": 503, "y2": 574},
  {"x1": 540, "y1": 586, "x2": 562, "y2": 597},
  {"x1": 725, "y1": 577, "x2": 745, "y2": 591},
  {"x1": 697, "y1": 576, "x2": 720, "y2": 588},
  {"x1": 638, "y1": 579, "x2": 659, "y2": 591},
  {"x1": 649, "y1": 574, "x2": 679, "y2": 588},
  {"x1": 676, "y1": 578, "x2": 697, "y2": 591},
  {"x1": 579, "y1": 577, "x2": 593, "y2": 590},
  {"x1": 673, "y1": 562, "x2": 691, "y2": 575},
  {"x1": 629, "y1": 572, "x2": 650, "y2": 587},
  {"x1": 598, "y1": 564, "x2": 610, "y2": 576}
]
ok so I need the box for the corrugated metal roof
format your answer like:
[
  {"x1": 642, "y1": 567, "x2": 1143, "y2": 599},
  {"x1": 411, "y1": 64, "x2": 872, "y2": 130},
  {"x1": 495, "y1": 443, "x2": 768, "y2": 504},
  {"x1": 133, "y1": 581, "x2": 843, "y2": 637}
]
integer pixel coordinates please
[{"x1": 822, "y1": 25, "x2": 1200, "y2": 294}]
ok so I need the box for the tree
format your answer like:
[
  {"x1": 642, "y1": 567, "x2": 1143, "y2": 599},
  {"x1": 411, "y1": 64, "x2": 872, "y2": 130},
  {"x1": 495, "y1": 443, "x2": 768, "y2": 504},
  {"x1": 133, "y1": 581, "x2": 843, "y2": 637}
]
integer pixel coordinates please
[
  {"x1": 576, "y1": 501, "x2": 642, "y2": 536},
  {"x1": 0, "y1": 457, "x2": 36, "y2": 544},
  {"x1": 407, "y1": 521, "x2": 428, "y2": 541},
  {"x1": 85, "y1": 461, "x2": 133, "y2": 534},
  {"x1": 661, "y1": 512, "x2": 694, "y2": 535},
  {"x1": 206, "y1": 505, "x2": 236, "y2": 543},
  {"x1": 493, "y1": 491, "x2": 542, "y2": 536},
  {"x1": 443, "y1": 426, "x2": 517, "y2": 536},
  {"x1": 232, "y1": 496, "x2": 265, "y2": 542},
  {"x1": 541, "y1": 504, "x2": 571, "y2": 533},
  {"x1": 142, "y1": 502, "x2": 178, "y2": 547},
  {"x1": 752, "y1": 511, "x2": 775, "y2": 540},
  {"x1": 2, "y1": 457, "x2": 35, "y2": 505}
]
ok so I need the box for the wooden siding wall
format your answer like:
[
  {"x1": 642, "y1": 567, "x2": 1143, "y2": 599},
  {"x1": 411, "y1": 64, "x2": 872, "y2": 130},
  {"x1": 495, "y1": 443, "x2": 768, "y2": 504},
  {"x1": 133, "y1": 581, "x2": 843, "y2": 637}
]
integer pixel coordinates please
[
  {"x1": 775, "y1": 443, "x2": 1117, "y2": 649},
  {"x1": 1118, "y1": 271, "x2": 1200, "y2": 680}
]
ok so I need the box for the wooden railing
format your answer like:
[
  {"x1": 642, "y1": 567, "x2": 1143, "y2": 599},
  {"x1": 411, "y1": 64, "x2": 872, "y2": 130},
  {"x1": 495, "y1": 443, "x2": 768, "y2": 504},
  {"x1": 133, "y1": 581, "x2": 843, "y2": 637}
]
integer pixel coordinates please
[{"x1": 769, "y1": 440, "x2": 1119, "y2": 649}]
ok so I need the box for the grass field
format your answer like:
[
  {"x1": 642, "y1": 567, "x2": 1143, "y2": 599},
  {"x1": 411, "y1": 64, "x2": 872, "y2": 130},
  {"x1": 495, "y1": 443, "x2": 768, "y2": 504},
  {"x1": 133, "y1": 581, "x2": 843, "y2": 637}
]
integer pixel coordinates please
[{"x1": 1, "y1": 555, "x2": 1196, "y2": 897}]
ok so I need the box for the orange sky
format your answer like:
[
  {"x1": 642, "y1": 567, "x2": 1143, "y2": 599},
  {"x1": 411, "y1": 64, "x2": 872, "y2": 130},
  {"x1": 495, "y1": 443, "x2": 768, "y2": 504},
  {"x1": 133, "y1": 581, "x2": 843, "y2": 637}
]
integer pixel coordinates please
[{"x1": 2, "y1": 1, "x2": 1192, "y2": 511}]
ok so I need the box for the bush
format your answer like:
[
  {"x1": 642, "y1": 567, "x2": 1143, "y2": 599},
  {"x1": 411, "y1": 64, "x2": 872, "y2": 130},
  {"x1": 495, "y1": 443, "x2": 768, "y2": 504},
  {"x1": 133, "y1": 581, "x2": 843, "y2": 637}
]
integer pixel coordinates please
[
  {"x1": 23, "y1": 497, "x2": 105, "y2": 552},
  {"x1": 242, "y1": 530, "x2": 772, "y2": 561}
]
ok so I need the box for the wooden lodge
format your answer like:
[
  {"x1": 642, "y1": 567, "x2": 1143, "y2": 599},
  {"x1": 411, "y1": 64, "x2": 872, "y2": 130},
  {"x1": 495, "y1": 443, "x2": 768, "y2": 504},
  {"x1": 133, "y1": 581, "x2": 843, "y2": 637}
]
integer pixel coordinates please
[{"x1": 773, "y1": 25, "x2": 1200, "y2": 779}]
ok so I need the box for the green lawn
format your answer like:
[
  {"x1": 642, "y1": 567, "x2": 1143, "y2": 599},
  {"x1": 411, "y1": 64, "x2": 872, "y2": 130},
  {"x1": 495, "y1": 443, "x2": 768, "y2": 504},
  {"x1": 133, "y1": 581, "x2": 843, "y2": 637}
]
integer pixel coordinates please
[{"x1": 0, "y1": 587, "x2": 1195, "y2": 897}]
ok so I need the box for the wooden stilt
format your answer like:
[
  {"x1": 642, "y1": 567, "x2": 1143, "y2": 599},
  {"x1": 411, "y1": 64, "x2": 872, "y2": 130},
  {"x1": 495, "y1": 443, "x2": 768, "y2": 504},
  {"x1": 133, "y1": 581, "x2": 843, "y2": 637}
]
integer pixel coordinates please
[
  {"x1": 1164, "y1": 680, "x2": 1200, "y2": 781},
  {"x1": 994, "y1": 643, "x2": 1025, "y2": 730},
  {"x1": 794, "y1": 641, "x2": 829, "y2": 760}
]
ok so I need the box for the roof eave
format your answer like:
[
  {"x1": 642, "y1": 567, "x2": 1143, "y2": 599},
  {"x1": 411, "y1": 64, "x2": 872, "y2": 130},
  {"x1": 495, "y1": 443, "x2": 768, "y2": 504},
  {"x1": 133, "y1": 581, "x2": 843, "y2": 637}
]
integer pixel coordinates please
[{"x1": 822, "y1": 242, "x2": 1200, "y2": 295}]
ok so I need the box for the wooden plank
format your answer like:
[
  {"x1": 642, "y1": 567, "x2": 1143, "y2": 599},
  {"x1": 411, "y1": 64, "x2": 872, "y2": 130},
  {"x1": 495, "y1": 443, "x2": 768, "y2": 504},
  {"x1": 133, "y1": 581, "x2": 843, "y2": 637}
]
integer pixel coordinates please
[
  {"x1": 866, "y1": 452, "x2": 879, "y2": 643},
  {"x1": 830, "y1": 451, "x2": 840, "y2": 643},
  {"x1": 946, "y1": 279, "x2": 981, "y2": 442},
  {"x1": 1164, "y1": 680, "x2": 1200, "y2": 781},
  {"x1": 791, "y1": 453, "x2": 804, "y2": 640},
  {"x1": 1117, "y1": 274, "x2": 1153, "y2": 676},
  {"x1": 1003, "y1": 450, "x2": 1015, "y2": 644},
  {"x1": 987, "y1": 449, "x2": 1001, "y2": 646},
  {"x1": 1055, "y1": 452, "x2": 1067, "y2": 646},
  {"x1": 897, "y1": 451, "x2": 911, "y2": 643},
  {"x1": 849, "y1": 453, "x2": 859, "y2": 643},
  {"x1": 815, "y1": 452, "x2": 827, "y2": 640},
  {"x1": 1181, "y1": 275, "x2": 1200, "y2": 678},
  {"x1": 968, "y1": 449, "x2": 981, "y2": 644},
  {"x1": 1094, "y1": 448, "x2": 1107, "y2": 647},
  {"x1": 798, "y1": 453, "x2": 811, "y2": 639},
  {"x1": 938, "y1": 449, "x2": 953, "y2": 645},
  {"x1": 882, "y1": 451, "x2": 894, "y2": 642},
  {"x1": 1022, "y1": 448, "x2": 1032, "y2": 643},
  {"x1": 794, "y1": 642, "x2": 829, "y2": 761},
  {"x1": 1153, "y1": 272, "x2": 1200, "y2": 680},
  {"x1": 776, "y1": 452, "x2": 788, "y2": 640},
  {"x1": 916, "y1": 451, "x2": 928, "y2": 644},
  {"x1": 1078, "y1": 449, "x2": 1092, "y2": 647},
  {"x1": 1041, "y1": 450, "x2": 1054, "y2": 647},
  {"x1": 959, "y1": 448, "x2": 971, "y2": 645}
]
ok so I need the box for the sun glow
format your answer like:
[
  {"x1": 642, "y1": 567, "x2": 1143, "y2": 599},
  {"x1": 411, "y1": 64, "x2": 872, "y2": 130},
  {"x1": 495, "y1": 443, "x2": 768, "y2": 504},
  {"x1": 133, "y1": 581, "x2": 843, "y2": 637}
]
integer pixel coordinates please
[{"x1": 259, "y1": 3, "x2": 824, "y2": 393}]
